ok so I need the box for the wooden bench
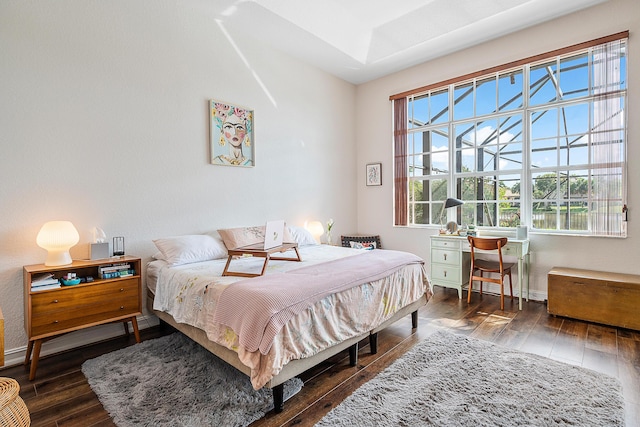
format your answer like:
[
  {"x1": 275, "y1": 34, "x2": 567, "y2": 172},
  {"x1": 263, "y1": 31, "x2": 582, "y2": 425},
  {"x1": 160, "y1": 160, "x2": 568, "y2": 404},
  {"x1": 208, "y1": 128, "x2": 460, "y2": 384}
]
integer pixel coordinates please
[{"x1": 547, "y1": 267, "x2": 640, "y2": 331}]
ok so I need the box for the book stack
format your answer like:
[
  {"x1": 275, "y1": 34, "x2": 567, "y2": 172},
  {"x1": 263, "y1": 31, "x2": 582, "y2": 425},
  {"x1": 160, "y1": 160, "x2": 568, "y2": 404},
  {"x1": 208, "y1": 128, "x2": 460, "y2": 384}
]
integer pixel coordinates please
[
  {"x1": 98, "y1": 263, "x2": 135, "y2": 279},
  {"x1": 31, "y1": 273, "x2": 61, "y2": 292}
]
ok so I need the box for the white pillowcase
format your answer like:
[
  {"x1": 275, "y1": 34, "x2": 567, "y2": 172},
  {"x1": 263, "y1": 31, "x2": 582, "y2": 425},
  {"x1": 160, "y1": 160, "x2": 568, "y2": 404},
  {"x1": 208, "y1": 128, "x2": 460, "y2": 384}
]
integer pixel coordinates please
[
  {"x1": 349, "y1": 241, "x2": 377, "y2": 250},
  {"x1": 153, "y1": 234, "x2": 228, "y2": 266},
  {"x1": 288, "y1": 225, "x2": 319, "y2": 246}
]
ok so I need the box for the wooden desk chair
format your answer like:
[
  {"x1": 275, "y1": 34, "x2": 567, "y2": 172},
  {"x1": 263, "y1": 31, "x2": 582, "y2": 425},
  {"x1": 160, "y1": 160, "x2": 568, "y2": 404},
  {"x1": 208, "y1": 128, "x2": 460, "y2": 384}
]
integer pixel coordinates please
[{"x1": 467, "y1": 236, "x2": 514, "y2": 310}]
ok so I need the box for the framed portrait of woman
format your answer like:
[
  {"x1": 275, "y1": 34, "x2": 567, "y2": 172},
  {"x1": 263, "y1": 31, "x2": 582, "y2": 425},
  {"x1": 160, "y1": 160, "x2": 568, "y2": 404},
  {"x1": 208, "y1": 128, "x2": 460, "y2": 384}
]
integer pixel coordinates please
[{"x1": 210, "y1": 99, "x2": 255, "y2": 167}]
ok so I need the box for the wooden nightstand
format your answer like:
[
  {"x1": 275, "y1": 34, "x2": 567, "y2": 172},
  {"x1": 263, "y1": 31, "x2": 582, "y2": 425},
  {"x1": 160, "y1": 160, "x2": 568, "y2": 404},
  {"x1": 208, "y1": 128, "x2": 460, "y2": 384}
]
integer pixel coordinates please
[{"x1": 23, "y1": 256, "x2": 142, "y2": 380}]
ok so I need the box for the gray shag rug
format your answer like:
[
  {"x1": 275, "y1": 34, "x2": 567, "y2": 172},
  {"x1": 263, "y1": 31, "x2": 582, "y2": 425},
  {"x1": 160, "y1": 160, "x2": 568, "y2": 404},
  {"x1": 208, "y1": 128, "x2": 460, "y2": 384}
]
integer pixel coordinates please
[
  {"x1": 82, "y1": 333, "x2": 302, "y2": 427},
  {"x1": 317, "y1": 330, "x2": 625, "y2": 427}
]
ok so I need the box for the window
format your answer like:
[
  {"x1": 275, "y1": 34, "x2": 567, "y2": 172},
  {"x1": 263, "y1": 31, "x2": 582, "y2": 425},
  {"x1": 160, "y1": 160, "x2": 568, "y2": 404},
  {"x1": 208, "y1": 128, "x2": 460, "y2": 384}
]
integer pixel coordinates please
[{"x1": 393, "y1": 34, "x2": 628, "y2": 237}]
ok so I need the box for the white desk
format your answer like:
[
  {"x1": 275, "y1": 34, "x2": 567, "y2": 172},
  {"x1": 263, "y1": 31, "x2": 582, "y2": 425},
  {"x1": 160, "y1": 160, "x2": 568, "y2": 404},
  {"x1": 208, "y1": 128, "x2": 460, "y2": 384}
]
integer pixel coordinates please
[{"x1": 430, "y1": 235, "x2": 530, "y2": 310}]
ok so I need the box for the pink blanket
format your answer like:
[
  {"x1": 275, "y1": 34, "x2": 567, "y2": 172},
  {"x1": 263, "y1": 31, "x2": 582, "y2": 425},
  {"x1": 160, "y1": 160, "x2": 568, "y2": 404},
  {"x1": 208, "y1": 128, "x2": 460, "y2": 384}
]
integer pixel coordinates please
[{"x1": 212, "y1": 250, "x2": 424, "y2": 354}]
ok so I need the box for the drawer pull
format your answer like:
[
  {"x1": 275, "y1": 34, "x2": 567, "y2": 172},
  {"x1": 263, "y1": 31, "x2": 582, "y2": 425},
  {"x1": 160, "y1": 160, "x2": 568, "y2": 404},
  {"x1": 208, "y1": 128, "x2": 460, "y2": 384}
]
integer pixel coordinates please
[
  {"x1": 120, "y1": 288, "x2": 124, "y2": 292},
  {"x1": 443, "y1": 254, "x2": 447, "y2": 261},
  {"x1": 53, "y1": 320, "x2": 59, "y2": 324},
  {"x1": 120, "y1": 306, "x2": 125, "y2": 310},
  {"x1": 444, "y1": 270, "x2": 447, "y2": 278},
  {"x1": 52, "y1": 300, "x2": 59, "y2": 303}
]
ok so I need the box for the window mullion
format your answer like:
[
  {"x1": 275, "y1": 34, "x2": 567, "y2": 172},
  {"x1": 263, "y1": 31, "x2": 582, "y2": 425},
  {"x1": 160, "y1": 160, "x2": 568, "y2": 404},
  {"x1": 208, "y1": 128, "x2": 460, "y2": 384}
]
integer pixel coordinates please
[
  {"x1": 519, "y1": 64, "x2": 531, "y2": 229},
  {"x1": 446, "y1": 86, "x2": 457, "y2": 223}
]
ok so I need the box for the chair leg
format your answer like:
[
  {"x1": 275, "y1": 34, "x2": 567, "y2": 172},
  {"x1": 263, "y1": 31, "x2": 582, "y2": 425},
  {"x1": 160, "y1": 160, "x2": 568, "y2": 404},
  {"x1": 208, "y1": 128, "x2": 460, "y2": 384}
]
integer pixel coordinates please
[
  {"x1": 467, "y1": 277, "x2": 473, "y2": 303},
  {"x1": 479, "y1": 271, "x2": 483, "y2": 295},
  {"x1": 499, "y1": 279, "x2": 505, "y2": 310}
]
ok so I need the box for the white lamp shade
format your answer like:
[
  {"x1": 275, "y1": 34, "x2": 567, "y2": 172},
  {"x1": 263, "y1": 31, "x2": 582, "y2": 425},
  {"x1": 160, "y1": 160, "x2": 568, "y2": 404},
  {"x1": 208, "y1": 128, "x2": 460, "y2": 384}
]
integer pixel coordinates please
[
  {"x1": 304, "y1": 220, "x2": 325, "y2": 243},
  {"x1": 36, "y1": 221, "x2": 80, "y2": 266}
]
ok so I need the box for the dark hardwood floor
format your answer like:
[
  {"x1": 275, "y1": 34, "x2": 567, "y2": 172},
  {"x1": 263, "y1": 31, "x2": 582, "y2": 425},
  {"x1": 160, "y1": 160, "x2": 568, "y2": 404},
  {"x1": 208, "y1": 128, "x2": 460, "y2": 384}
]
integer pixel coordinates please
[{"x1": 2, "y1": 286, "x2": 639, "y2": 426}]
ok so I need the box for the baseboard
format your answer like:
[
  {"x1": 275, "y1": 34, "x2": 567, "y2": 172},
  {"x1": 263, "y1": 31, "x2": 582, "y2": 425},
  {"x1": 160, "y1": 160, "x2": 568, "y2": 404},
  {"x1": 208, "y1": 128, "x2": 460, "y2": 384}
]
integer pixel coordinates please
[
  {"x1": 449, "y1": 283, "x2": 547, "y2": 304},
  {"x1": 1, "y1": 314, "x2": 160, "y2": 369}
]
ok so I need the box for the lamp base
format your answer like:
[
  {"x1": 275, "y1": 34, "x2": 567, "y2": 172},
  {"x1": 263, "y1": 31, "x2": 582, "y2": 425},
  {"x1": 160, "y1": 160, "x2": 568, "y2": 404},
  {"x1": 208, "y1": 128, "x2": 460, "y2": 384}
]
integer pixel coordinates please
[{"x1": 44, "y1": 250, "x2": 73, "y2": 266}]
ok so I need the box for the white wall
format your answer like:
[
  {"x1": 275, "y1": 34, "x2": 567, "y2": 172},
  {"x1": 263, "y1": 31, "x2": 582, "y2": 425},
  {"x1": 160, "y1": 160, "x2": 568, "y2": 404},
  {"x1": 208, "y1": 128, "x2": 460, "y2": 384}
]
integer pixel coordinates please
[
  {"x1": 0, "y1": 1, "x2": 357, "y2": 356},
  {"x1": 355, "y1": 0, "x2": 640, "y2": 300}
]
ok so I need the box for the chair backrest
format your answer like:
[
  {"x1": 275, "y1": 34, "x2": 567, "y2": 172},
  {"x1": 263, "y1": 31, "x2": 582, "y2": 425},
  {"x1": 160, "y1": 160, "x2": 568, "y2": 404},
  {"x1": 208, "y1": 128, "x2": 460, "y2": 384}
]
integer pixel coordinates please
[
  {"x1": 468, "y1": 236, "x2": 509, "y2": 278},
  {"x1": 467, "y1": 236, "x2": 508, "y2": 252}
]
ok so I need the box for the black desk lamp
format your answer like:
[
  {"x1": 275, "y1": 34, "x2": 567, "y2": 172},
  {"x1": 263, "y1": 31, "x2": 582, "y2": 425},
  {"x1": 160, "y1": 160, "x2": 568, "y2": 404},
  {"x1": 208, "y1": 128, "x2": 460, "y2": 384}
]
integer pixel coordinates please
[{"x1": 439, "y1": 198, "x2": 464, "y2": 230}]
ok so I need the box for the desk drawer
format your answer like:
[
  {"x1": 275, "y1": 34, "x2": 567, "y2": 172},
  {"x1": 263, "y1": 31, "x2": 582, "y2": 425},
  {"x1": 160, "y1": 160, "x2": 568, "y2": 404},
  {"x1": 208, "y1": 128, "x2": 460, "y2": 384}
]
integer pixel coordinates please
[
  {"x1": 431, "y1": 238, "x2": 461, "y2": 250},
  {"x1": 461, "y1": 242, "x2": 522, "y2": 257},
  {"x1": 502, "y1": 244, "x2": 521, "y2": 257},
  {"x1": 432, "y1": 248, "x2": 460, "y2": 265},
  {"x1": 431, "y1": 264, "x2": 462, "y2": 283}
]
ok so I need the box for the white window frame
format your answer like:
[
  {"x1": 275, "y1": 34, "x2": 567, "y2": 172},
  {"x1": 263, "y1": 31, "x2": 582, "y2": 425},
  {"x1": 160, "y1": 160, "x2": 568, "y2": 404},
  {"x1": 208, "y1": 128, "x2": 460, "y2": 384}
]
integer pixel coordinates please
[{"x1": 397, "y1": 36, "x2": 627, "y2": 237}]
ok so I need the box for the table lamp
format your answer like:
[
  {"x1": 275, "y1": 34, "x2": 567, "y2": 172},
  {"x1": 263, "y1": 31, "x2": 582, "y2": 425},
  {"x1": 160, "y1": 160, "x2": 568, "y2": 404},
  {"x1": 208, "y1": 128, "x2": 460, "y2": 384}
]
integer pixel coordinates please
[
  {"x1": 439, "y1": 198, "x2": 464, "y2": 229},
  {"x1": 36, "y1": 221, "x2": 80, "y2": 266},
  {"x1": 305, "y1": 220, "x2": 325, "y2": 244}
]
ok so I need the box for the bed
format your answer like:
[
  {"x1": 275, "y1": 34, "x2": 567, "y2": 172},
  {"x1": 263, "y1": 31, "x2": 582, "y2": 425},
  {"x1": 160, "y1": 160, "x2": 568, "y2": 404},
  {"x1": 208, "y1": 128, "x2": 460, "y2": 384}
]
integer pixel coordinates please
[{"x1": 146, "y1": 227, "x2": 432, "y2": 412}]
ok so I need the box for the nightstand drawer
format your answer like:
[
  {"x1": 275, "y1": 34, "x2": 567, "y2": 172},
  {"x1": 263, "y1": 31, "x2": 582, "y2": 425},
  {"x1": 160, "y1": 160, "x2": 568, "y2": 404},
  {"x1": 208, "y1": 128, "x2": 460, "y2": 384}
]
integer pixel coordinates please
[
  {"x1": 31, "y1": 302, "x2": 138, "y2": 336},
  {"x1": 432, "y1": 248, "x2": 460, "y2": 265},
  {"x1": 31, "y1": 279, "x2": 139, "y2": 314},
  {"x1": 30, "y1": 279, "x2": 139, "y2": 336},
  {"x1": 31, "y1": 297, "x2": 139, "y2": 336}
]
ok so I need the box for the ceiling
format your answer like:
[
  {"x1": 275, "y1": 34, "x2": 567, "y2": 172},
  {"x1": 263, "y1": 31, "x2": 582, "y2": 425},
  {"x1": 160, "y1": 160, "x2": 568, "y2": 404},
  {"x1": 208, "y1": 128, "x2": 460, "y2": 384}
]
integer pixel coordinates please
[{"x1": 214, "y1": 0, "x2": 608, "y2": 84}]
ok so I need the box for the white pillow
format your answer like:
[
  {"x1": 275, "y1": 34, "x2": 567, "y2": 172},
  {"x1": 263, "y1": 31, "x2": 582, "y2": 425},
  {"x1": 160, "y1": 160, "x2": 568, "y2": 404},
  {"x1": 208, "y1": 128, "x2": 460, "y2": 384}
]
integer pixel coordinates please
[
  {"x1": 349, "y1": 241, "x2": 377, "y2": 250},
  {"x1": 288, "y1": 226, "x2": 319, "y2": 246},
  {"x1": 153, "y1": 234, "x2": 228, "y2": 266}
]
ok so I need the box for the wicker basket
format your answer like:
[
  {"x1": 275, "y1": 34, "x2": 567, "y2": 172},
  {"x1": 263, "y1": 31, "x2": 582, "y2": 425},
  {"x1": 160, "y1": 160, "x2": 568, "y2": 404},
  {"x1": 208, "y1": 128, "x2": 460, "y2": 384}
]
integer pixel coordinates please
[{"x1": 0, "y1": 377, "x2": 30, "y2": 427}]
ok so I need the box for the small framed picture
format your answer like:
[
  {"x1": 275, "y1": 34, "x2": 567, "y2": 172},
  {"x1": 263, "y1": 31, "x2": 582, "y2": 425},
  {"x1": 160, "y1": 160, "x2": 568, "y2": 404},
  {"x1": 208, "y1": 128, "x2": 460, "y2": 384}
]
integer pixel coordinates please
[{"x1": 366, "y1": 163, "x2": 382, "y2": 186}]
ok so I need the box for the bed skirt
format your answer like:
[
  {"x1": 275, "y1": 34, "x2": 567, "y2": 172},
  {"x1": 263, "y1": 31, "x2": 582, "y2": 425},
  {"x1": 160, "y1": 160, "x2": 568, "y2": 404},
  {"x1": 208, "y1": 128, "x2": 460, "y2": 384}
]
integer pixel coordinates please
[{"x1": 146, "y1": 290, "x2": 428, "y2": 412}]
